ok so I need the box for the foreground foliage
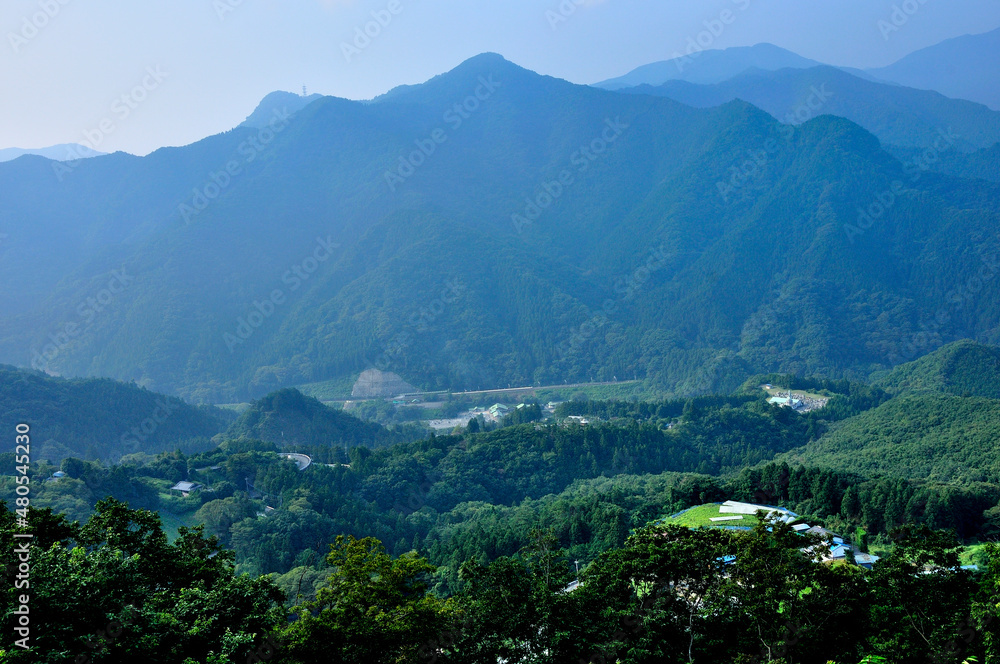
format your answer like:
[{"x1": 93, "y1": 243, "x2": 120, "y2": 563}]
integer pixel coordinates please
[{"x1": 6, "y1": 502, "x2": 1000, "y2": 663}]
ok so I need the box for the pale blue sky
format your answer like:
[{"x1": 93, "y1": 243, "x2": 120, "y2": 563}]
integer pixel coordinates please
[{"x1": 2, "y1": 0, "x2": 999, "y2": 155}]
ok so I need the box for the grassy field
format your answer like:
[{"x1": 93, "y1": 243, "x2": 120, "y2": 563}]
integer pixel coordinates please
[
  {"x1": 658, "y1": 503, "x2": 752, "y2": 529},
  {"x1": 158, "y1": 509, "x2": 199, "y2": 543}
]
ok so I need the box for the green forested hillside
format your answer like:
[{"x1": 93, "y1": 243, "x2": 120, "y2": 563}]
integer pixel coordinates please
[
  {"x1": 2, "y1": 55, "x2": 1000, "y2": 402},
  {"x1": 10, "y1": 498, "x2": 1000, "y2": 664},
  {"x1": 9, "y1": 362, "x2": 1000, "y2": 662},
  {"x1": 0, "y1": 365, "x2": 228, "y2": 462},
  {"x1": 872, "y1": 340, "x2": 1000, "y2": 397},
  {"x1": 888, "y1": 141, "x2": 1000, "y2": 183},
  {"x1": 778, "y1": 392, "x2": 1000, "y2": 483},
  {"x1": 226, "y1": 388, "x2": 407, "y2": 450}
]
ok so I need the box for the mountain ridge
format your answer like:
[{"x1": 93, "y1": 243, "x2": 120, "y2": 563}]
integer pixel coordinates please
[
  {"x1": 1, "y1": 54, "x2": 999, "y2": 402},
  {"x1": 594, "y1": 43, "x2": 824, "y2": 89},
  {"x1": 868, "y1": 27, "x2": 1000, "y2": 111}
]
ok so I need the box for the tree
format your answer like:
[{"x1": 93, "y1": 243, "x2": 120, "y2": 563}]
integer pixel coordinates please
[
  {"x1": 455, "y1": 529, "x2": 580, "y2": 664},
  {"x1": 278, "y1": 535, "x2": 457, "y2": 664},
  {"x1": 866, "y1": 525, "x2": 978, "y2": 663},
  {"x1": 0, "y1": 499, "x2": 284, "y2": 663},
  {"x1": 841, "y1": 486, "x2": 862, "y2": 519}
]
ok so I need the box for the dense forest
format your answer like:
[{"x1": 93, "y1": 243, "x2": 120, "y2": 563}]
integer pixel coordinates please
[
  {"x1": 0, "y1": 365, "x2": 231, "y2": 463},
  {"x1": 5, "y1": 342, "x2": 1000, "y2": 661},
  {"x1": 5, "y1": 501, "x2": 1000, "y2": 663}
]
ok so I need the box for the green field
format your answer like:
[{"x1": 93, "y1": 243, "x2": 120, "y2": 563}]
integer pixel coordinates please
[
  {"x1": 158, "y1": 509, "x2": 199, "y2": 543},
  {"x1": 659, "y1": 503, "x2": 753, "y2": 529}
]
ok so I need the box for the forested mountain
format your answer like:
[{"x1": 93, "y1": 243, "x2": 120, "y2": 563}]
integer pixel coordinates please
[
  {"x1": 772, "y1": 343, "x2": 1000, "y2": 484},
  {"x1": 9, "y1": 499, "x2": 1000, "y2": 664},
  {"x1": 2, "y1": 54, "x2": 1000, "y2": 403},
  {"x1": 9, "y1": 359, "x2": 1000, "y2": 661},
  {"x1": 240, "y1": 91, "x2": 324, "y2": 129},
  {"x1": 618, "y1": 65, "x2": 1000, "y2": 150},
  {"x1": 872, "y1": 340, "x2": 1000, "y2": 397},
  {"x1": 778, "y1": 392, "x2": 1000, "y2": 483},
  {"x1": 0, "y1": 365, "x2": 228, "y2": 462},
  {"x1": 226, "y1": 388, "x2": 406, "y2": 449},
  {"x1": 888, "y1": 141, "x2": 1000, "y2": 183}
]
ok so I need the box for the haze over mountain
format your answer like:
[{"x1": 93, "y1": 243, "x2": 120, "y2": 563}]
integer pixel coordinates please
[
  {"x1": 594, "y1": 43, "x2": 824, "y2": 90},
  {"x1": 0, "y1": 365, "x2": 228, "y2": 463},
  {"x1": 0, "y1": 144, "x2": 106, "y2": 163},
  {"x1": 12, "y1": 3, "x2": 1000, "y2": 661},
  {"x1": 1, "y1": 53, "x2": 999, "y2": 405},
  {"x1": 240, "y1": 91, "x2": 324, "y2": 129},
  {"x1": 887, "y1": 141, "x2": 1000, "y2": 184},
  {"x1": 598, "y1": 31, "x2": 1000, "y2": 113},
  {"x1": 868, "y1": 27, "x2": 1000, "y2": 111},
  {"x1": 617, "y1": 65, "x2": 1000, "y2": 151}
]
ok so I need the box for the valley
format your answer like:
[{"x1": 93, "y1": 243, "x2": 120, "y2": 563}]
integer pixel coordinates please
[{"x1": 4, "y1": 15, "x2": 1000, "y2": 662}]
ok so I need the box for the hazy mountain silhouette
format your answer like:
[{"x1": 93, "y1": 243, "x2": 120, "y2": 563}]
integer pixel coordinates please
[
  {"x1": 1, "y1": 54, "x2": 998, "y2": 403},
  {"x1": 868, "y1": 27, "x2": 1000, "y2": 111}
]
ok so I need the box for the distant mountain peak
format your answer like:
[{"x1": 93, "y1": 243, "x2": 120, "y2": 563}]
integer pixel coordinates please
[
  {"x1": 0, "y1": 143, "x2": 107, "y2": 163},
  {"x1": 372, "y1": 52, "x2": 533, "y2": 104},
  {"x1": 867, "y1": 27, "x2": 1000, "y2": 110},
  {"x1": 239, "y1": 90, "x2": 324, "y2": 129},
  {"x1": 595, "y1": 43, "x2": 823, "y2": 89}
]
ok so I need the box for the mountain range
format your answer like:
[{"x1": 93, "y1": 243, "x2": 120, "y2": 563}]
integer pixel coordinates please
[
  {"x1": 616, "y1": 65, "x2": 1000, "y2": 152},
  {"x1": 1, "y1": 51, "x2": 999, "y2": 403},
  {"x1": 868, "y1": 27, "x2": 1000, "y2": 111},
  {"x1": 0, "y1": 144, "x2": 106, "y2": 163},
  {"x1": 594, "y1": 43, "x2": 827, "y2": 89},
  {"x1": 597, "y1": 29, "x2": 1000, "y2": 110}
]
